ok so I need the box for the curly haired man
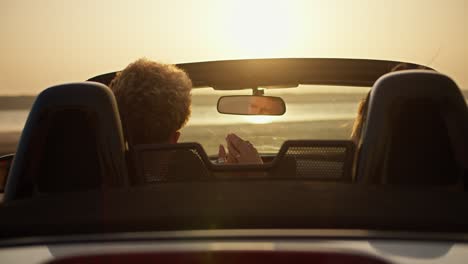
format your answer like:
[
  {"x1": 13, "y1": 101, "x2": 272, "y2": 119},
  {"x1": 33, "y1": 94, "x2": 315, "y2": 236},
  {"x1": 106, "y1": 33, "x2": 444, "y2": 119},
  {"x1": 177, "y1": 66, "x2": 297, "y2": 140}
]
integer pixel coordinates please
[
  {"x1": 110, "y1": 58, "x2": 261, "y2": 165},
  {"x1": 110, "y1": 58, "x2": 192, "y2": 145}
]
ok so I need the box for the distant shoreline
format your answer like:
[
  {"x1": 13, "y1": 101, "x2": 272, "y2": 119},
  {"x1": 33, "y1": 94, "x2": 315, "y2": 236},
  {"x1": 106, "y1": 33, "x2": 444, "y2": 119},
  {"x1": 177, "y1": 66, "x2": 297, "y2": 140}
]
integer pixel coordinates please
[
  {"x1": 0, "y1": 131, "x2": 20, "y2": 155},
  {"x1": 0, "y1": 119, "x2": 354, "y2": 156},
  {"x1": 2, "y1": 90, "x2": 468, "y2": 110},
  {"x1": 0, "y1": 96, "x2": 35, "y2": 110}
]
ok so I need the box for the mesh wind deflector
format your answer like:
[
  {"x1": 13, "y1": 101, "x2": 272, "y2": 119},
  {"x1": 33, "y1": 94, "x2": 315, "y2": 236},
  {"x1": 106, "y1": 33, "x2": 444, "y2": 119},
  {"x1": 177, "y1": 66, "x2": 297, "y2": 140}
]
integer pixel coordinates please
[
  {"x1": 282, "y1": 146, "x2": 349, "y2": 179},
  {"x1": 274, "y1": 141, "x2": 354, "y2": 181},
  {"x1": 134, "y1": 141, "x2": 354, "y2": 183}
]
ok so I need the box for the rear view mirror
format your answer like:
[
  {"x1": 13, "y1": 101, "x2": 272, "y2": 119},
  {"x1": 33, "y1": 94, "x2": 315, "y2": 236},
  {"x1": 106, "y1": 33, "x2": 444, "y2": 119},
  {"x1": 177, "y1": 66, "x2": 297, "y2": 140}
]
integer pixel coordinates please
[
  {"x1": 0, "y1": 154, "x2": 14, "y2": 193},
  {"x1": 217, "y1": 96, "x2": 286, "y2": 115}
]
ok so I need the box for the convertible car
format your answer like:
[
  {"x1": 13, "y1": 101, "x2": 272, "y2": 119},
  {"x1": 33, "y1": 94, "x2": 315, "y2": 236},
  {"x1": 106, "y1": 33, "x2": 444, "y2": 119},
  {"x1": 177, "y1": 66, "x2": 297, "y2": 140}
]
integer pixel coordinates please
[{"x1": 0, "y1": 58, "x2": 467, "y2": 263}]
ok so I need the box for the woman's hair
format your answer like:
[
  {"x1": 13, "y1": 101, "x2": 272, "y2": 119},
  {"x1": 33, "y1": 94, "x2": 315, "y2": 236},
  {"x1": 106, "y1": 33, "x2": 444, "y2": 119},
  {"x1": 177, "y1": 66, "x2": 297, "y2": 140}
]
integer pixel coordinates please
[
  {"x1": 350, "y1": 91, "x2": 370, "y2": 145},
  {"x1": 390, "y1": 62, "x2": 432, "y2": 72},
  {"x1": 110, "y1": 58, "x2": 192, "y2": 145}
]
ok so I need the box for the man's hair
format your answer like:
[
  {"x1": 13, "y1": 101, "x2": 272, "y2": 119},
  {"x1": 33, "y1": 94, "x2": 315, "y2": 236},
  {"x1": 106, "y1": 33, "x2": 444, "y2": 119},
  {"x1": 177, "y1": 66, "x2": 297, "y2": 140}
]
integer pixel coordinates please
[{"x1": 110, "y1": 58, "x2": 192, "y2": 144}]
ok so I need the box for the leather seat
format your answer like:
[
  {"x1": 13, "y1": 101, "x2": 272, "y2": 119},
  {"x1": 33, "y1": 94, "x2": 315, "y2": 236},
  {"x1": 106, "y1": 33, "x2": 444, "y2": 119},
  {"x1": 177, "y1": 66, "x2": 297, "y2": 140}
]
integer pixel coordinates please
[
  {"x1": 4, "y1": 82, "x2": 128, "y2": 202},
  {"x1": 131, "y1": 143, "x2": 211, "y2": 184},
  {"x1": 357, "y1": 70, "x2": 468, "y2": 186}
]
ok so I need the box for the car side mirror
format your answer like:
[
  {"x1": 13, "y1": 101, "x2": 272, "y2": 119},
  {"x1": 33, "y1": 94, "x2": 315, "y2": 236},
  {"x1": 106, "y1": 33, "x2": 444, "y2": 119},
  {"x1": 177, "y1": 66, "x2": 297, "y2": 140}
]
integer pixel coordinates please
[
  {"x1": 217, "y1": 95, "x2": 286, "y2": 115},
  {"x1": 0, "y1": 154, "x2": 14, "y2": 193}
]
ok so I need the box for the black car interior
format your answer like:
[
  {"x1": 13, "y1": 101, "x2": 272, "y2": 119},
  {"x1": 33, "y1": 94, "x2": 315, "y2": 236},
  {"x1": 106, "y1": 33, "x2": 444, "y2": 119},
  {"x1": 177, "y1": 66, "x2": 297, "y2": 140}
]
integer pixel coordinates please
[
  {"x1": 1, "y1": 59, "x2": 468, "y2": 241},
  {"x1": 3, "y1": 65, "x2": 468, "y2": 201}
]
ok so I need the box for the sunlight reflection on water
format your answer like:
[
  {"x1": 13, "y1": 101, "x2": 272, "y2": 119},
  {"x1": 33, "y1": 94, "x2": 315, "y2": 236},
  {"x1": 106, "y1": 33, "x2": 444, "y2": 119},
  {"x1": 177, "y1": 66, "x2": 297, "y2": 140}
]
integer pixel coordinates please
[
  {"x1": 187, "y1": 103, "x2": 358, "y2": 126},
  {"x1": 0, "y1": 110, "x2": 29, "y2": 131}
]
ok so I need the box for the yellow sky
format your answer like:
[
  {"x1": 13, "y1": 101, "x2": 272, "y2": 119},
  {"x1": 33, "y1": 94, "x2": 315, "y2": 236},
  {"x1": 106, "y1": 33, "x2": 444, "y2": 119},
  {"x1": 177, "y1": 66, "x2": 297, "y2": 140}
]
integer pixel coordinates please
[{"x1": 0, "y1": 0, "x2": 467, "y2": 95}]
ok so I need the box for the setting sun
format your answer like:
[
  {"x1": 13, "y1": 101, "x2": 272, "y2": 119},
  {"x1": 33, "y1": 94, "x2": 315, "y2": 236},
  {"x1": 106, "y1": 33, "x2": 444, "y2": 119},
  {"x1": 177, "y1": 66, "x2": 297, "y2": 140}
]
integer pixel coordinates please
[{"x1": 221, "y1": 0, "x2": 297, "y2": 57}]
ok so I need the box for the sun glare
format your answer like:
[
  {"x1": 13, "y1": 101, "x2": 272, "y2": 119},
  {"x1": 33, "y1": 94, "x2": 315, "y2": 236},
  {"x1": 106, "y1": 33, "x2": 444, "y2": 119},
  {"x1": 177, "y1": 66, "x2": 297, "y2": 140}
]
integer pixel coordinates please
[
  {"x1": 243, "y1": 115, "x2": 280, "y2": 124},
  {"x1": 222, "y1": 0, "x2": 296, "y2": 57}
]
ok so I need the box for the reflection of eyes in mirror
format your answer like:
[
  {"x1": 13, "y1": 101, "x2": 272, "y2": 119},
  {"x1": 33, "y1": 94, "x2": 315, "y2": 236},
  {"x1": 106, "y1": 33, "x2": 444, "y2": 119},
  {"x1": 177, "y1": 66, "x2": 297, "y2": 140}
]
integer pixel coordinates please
[
  {"x1": 248, "y1": 97, "x2": 283, "y2": 115},
  {"x1": 217, "y1": 96, "x2": 286, "y2": 115}
]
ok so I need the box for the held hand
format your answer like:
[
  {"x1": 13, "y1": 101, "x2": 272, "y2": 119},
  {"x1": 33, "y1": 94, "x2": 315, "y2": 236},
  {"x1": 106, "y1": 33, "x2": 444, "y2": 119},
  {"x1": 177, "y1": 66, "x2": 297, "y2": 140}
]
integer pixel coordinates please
[
  {"x1": 218, "y1": 133, "x2": 263, "y2": 164},
  {"x1": 218, "y1": 144, "x2": 237, "y2": 164}
]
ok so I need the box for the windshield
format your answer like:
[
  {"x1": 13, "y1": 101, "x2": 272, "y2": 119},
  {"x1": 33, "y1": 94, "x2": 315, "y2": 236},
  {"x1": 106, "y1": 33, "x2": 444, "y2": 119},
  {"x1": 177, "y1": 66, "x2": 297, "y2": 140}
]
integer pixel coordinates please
[{"x1": 180, "y1": 86, "x2": 369, "y2": 155}]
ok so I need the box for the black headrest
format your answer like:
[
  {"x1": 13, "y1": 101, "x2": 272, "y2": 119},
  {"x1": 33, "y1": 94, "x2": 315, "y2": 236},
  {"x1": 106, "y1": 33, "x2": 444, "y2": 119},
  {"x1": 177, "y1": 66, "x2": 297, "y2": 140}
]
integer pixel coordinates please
[
  {"x1": 4, "y1": 82, "x2": 128, "y2": 202},
  {"x1": 357, "y1": 70, "x2": 468, "y2": 185}
]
